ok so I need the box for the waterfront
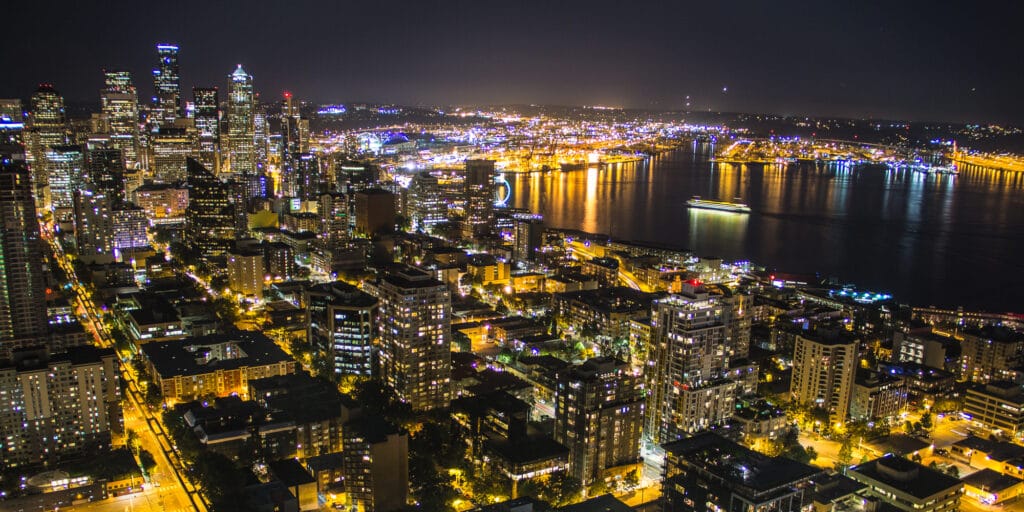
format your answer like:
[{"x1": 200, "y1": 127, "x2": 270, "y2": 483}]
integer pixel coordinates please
[{"x1": 511, "y1": 143, "x2": 1024, "y2": 311}]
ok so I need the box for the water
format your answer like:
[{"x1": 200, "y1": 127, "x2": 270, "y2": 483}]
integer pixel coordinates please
[{"x1": 510, "y1": 143, "x2": 1024, "y2": 311}]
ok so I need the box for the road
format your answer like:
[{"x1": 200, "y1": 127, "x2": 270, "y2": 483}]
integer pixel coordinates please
[
  {"x1": 567, "y1": 241, "x2": 649, "y2": 291},
  {"x1": 44, "y1": 230, "x2": 208, "y2": 512}
]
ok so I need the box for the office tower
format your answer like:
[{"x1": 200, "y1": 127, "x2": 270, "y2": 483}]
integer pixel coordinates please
[
  {"x1": 0, "y1": 346, "x2": 121, "y2": 468},
  {"x1": 646, "y1": 283, "x2": 754, "y2": 443},
  {"x1": 45, "y1": 144, "x2": 85, "y2": 221},
  {"x1": 100, "y1": 70, "x2": 139, "y2": 167},
  {"x1": 185, "y1": 158, "x2": 235, "y2": 256},
  {"x1": 27, "y1": 84, "x2": 69, "y2": 207},
  {"x1": 0, "y1": 160, "x2": 50, "y2": 348},
  {"x1": 790, "y1": 328, "x2": 858, "y2": 423},
  {"x1": 318, "y1": 192, "x2": 349, "y2": 243},
  {"x1": 0, "y1": 99, "x2": 21, "y2": 122},
  {"x1": 192, "y1": 87, "x2": 219, "y2": 171},
  {"x1": 85, "y1": 146, "x2": 126, "y2": 200},
  {"x1": 306, "y1": 281, "x2": 378, "y2": 376},
  {"x1": 553, "y1": 357, "x2": 644, "y2": 485},
  {"x1": 152, "y1": 44, "x2": 181, "y2": 125},
  {"x1": 354, "y1": 188, "x2": 396, "y2": 236},
  {"x1": 254, "y1": 102, "x2": 268, "y2": 173},
  {"x1": 462, "y1": 159, "x2": 495, "y2": 239},
  {"x1": 408, "y1": 171, "x2": 446, "y2": 233},
  {"x1": 291, "y1": 153, "x2": 321, "y2": 200},
  {"x1": 282, "y1": 92, "x2": 309, "y2": 154},
  {"x1": 110, "y1": 204, "x2": 148, "y2": 257},
  {"x1": 151, "y1": 126, "x2": 195, "y2": 182},
  {"x1": 226, "y1": 65, "x2": 255, "y2": 177},
  {"x1": 227, "y1": 249, "x2": 264, "y2": 299},
  {"x1": 364, "y1": 266, "x2": 451, "y2": 411}
]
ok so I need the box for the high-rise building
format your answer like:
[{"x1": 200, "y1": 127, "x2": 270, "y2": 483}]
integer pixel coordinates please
[
  {"x1": 185, "y1": 158, "x2": 235, "y2": 256},
  {"x1": 462, "y1": 159, "x2": 495, "y2": 239},
  {"x1": 646, "y1": 283, "x2": 754, "y2": 443},
  {"x1": 85, "y1": 146, "x2": 126, "y2": 200},
  {"x1": 253, "y1": 102, "x2": 268, "y2": 173},
  {"x1": 408, "y1": 171, "x2": 446, "y2": 233},
  {"x1": 513, "y1": 213, "x2": 544, "y2": 264},
  {"x1": 959, "y1": 327, "x2": 1024, "y2": 384},
  {"x1": 151, "y1": 126, "x2": 195, "y2": 182},
  {"x1": 341, "y1": 417, "x2": 409, "y2": 512},
  {"x1": 27, "y1": 84, "x2": 69, "y2": 208},
  {"x1": 294, "y1": 153, "x2": 322, "y2": 200},
  {"x1": 227, "y1": 65, "x2": 255, "y2": 177},
  {"x1": 364, "y1": 266, "x2": 451, "y2": 411},
  {"x1": 45, "y1": 144, "x2": 85, "y2": 221},
  {"x1": 227, "y1": 249, "x2": 264, "y2": 299},
  {"x1": 306, "y1": 281, "x2": 378, "y2": 377},
  {"x1": 553, "y1": 357, "x2": 644, "y2": 485},
  {"x1": 100, "y1": 70, "x2": 139, "y2": 167},
  {"x1": 0, "y1": 159, "x2": 49, "y2": 347},
  {"x1": 0, "y1": 99, "x2": 21, "y2": 123},
  {"x1": 790, "y1": 328, "x2": 859, "y2": 422},
  {"x1": 0, "y1": 346, "x2": 121, "y2": 468},
  {"x1": 152, "y1": 44, "x2": 181, "y2": 125},
  {"x1": 110, "y1": 203, "x2": 149, "y2": 257},
  {"x1": 317, "y1": 192, "x2": 349, "y2": 243},
  {"x1": 73, "y1": 188, "x2": 115, "y2": 262},
  {"x1": 192, "y1": 87, "x2": 219, "y2": 171},
  {"x1": 354, "y1": 189, "x2": 396, "y2": 237}
]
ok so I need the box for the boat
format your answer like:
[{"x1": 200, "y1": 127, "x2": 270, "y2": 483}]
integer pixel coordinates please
[{"x1": 686, "y1": 196, "x2": 752, "y2": 213}]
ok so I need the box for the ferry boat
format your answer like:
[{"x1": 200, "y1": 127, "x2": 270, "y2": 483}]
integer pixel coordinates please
[{"x1": 686, "y1": 197, "x2": 752, "y2": 213}]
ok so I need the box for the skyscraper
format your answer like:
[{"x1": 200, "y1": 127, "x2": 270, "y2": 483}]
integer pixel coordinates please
[
  {"x1": 0, "y1": 159, "x2": 49, "y2": 348},
  {"x1": 27, "y1": 84, "x2": 69, "y2": 208},
  {"x1": 790, "y1": 328, "x2": 859, "y2": 423},
  {"x1": 553, "y1": 357, "x2": 644, "y2": 485},
  {"x1": 227, "y1": 65, "x2": 255, "y2": 177},
  {"x1": 462, "y1": 159, "x2": 495, "y2": 239},
  {"x1": 192, "y1": 87, "x2": 219, "y2": 172},
  {"x1": 185, "y1": 158, "x2": 235, "y2": 256},
  {"x1": 100, "y1": 70, "x2": 139, "y2": 167},
  {"x1": 306, "y1": 281, "x2": 378, "y2": 376},
  {"x1": 364, "y1": 265, "x2": 451, "y2": 411},
  {"x1": 408, "y1": 171, "x2": 446, "y2": 233},
  {"x1": 45, "y1": 144, "x2": 86, "y2": 221},
  {"x1": 152, "y1": 44, "x2": 181, "y2": 125}
]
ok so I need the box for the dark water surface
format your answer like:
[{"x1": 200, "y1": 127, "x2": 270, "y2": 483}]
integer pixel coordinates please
[{"x1": 510, "y1": 143, "x2": 1024, "y2": 311}]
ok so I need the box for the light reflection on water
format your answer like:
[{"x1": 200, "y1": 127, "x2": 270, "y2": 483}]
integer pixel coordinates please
[{"x1": 510, "y1": 145, "x2": 1024, "y2": 310}]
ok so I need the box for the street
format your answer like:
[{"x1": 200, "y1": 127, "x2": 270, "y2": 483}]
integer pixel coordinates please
[{"x1": 44, "y1": 230, "x2": 207, "y2": 512}]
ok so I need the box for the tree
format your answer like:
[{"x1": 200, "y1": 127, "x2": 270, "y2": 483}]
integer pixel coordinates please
[
  {"x1": 212, "y1": 297, "x2": 240, "y2": 324},
  {"x1": 138, "y1": 449, "x2": 157, "y2": 474},
  {"x1": 920, "y1": 412, "x2": 933, "y2": 431},
  {"x1": 837, "y1": 438, "x2": 853, "y2": 466},
  {"x1": 623, "y1": 469, "x2": 640, "y2": 489},
  {"x1": 125, "y1": 429, "x2": 140, "y2": 454}
]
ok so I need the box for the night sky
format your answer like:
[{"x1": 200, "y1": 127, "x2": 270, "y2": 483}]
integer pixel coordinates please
[{"x1": 3, "y1": 0, "x2": 1022, "y2": 123}]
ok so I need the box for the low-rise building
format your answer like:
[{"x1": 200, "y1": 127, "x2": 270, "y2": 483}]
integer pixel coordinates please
[
  {"x1": 847, "y1": 454, "x2": 962, "y2": 512},
  {"x1": 850, "y1": 369, "x2": 907, "y2": 422},
  {"x1": 964, "y1": 381, "x2": 1024, "y2": 436},
  {"x1": 662, "y1": 431, "x2": 822, "y2": 512},
  {"x1": 962, "y1": 468, "x2": 1024, "y2": 505},
  {"x1": 141, "y1": 331, "x2": 296, "y2": 402}
]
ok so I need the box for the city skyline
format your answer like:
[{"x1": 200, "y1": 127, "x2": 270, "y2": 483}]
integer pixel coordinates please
[{"x1": 2, "y1": 1, "x2": 1024, "y2": 124}]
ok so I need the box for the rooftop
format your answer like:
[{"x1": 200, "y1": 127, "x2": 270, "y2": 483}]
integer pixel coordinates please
[
  {"x1": 557, "y1": 494, "x2": 632, "y2": 512},
  {"x1": 848, "y1": 454, "x2": 962, "y2": 500},
  {"x1": 662, "y1": 431, "x2": 821, "y2": 494},
  {"x1": 961, "y1": 468, "x2": 1023, "y2": 493},
  {"x1": 141, "y1": 331, "x2": 293, "y2": 378}
]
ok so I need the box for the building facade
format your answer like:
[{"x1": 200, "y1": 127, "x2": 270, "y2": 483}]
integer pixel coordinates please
[{"x1": 365, "y1": 266, "x2": 451, "y2": 411}]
